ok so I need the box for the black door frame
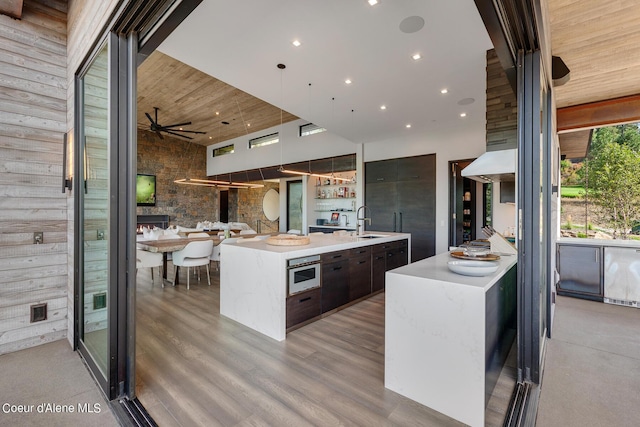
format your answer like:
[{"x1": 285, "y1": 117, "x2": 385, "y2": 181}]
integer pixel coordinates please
[{"x1": 73, "y1": 0, "x2": 202, "y2": 401}]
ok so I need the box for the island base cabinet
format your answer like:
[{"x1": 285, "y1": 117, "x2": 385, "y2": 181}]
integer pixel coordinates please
[
  {"x1": 349, "y1": 254, "x2": 372, "y2": 301},
  {"x1": 321, "y1": 259, "x2": 349, "y2": 313},
  {"x1": 286, "y1": 289, "x2": 321, "y2": 329},
  {"x1": 372, "y1": 250, "x2": 386, "y2": 292}
]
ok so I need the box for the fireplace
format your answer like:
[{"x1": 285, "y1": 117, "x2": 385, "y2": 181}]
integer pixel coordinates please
[{"x1": 137, "y1": 215, "x2": 170, "y2": 233}]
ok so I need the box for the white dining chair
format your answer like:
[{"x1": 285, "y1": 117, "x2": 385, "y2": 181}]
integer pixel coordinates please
[
  {"x1": 171, "y1": 240, "x2": 214, "y2": 290},
  {"x1": 136, "y1": 249, "x2": 164, "y2": 286},
  {"x1": 158, "y1": 233, "x2": 182, "y2": 261},
  {"x1": 239, "y1": 230, "x2": 257, "y2": 235}
]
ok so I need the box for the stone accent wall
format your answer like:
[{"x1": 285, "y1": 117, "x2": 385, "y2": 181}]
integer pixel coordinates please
[
  {"x1": 486, "y1": 49, "x2": 518, "y2": 151},
  {"x1": 235, "y1": 183, "x2": 280, "y2": 233},
  {"x1": 136, "y1": 129, "x2": 219, "y2": 227}
]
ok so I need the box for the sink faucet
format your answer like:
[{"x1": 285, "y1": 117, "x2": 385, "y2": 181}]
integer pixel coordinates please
[
  {"x1": 356, "y1": 205, "x2": 371, "y2": 236},
  {"x1": 342, "y1": 214, "x2": 349, "y2": 226}
]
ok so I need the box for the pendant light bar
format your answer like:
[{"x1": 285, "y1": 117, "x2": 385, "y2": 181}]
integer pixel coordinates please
[{"x1": 174, "y1": 178, "x2": 264, "y2": 189}]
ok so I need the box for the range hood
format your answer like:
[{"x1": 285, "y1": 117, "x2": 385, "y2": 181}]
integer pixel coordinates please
[{"x1": 461, "y1": 149, "x2": 516, "y2": 183}]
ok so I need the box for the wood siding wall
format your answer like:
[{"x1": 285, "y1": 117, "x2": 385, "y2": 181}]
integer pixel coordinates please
[
  {"x1": 0, "y1": 0, "x2": 68, "y2": 354},
  {"x1": 486, "y1": 49, "x2": 518, "y2": 151}
]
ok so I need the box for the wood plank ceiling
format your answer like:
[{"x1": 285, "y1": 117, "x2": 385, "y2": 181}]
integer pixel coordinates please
[
  {"x1": 137, "y1": 51, "x2": 298, "y2": 146},
  {"x1": 548, "y1": 0, "x2": 640, "y2": 158},
  {"x1": 548, "y1": 0, "x2": 640, "y2": 109}
]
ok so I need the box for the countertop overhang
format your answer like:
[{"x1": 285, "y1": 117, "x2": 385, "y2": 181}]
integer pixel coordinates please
[
  {"x1": 388, "y1": 250, "x2": 517, "y2": 292},
  {"x1": 227, "y1": 232, "x2": 411, "y2": 259}
]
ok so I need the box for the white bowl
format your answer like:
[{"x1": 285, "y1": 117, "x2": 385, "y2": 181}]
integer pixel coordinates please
[
  {"x1": 447, "y1": 260, "x2": 499, "y2": 277},
  {"x1": 463, "y1": 247, "x2": 490, "y2": 257}
]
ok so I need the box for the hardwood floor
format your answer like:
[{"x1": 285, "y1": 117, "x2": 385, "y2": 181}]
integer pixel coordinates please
[{"x1": 135, "y1": 265, "x2": 512, "y2": 426}]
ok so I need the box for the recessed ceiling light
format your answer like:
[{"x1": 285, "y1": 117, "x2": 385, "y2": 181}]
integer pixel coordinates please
[
  {"x1": 380, "y1": 105, "x2": 387, "y2": 110},
  {"x1": 368, "y1": 0, "x2": 379, "y2": 5},
  {"x1": 215, "y1": 111, "x2": 220, "y2": 115},
  {"x1": 412, "y1": 53, "x2": 422, "y2": 61},
  {"x1": 440, "y1": 88, "x2": 448, "y2": 94},
  {"x1": 179, "y1": 127, "x2": 183, "y2": 130},
  {"x1": 209, "y1": 136, "x2": 212, "y2": 139},
  {"x1": 247, "y1": 123, "x2": 251, "y2": 127},
  {"x1": 460, "y1": 113, "x2": 467, "y2": 118},
  {"x1": 292, "y1": 40, "x2": 301, "y2": 47},
  {"x1": 345, "y1": 79, "x2": 352, "y2": 85},
  {"x1": 406, "y1": 124, "x2": 412, "y2": 128}
]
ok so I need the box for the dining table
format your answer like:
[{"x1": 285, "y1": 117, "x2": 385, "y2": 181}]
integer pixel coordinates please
[{"x1": 137, "y1": 235, "x2": 222, "y2": 286}]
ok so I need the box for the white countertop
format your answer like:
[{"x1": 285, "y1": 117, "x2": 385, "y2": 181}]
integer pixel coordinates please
[
  {"x1": 228, "y1": 232, "x2": 410, "y2": 259},
  {"x1": 558, "y1": 237, "x2": 640, "y2": 248},
  {"x1": 388, "y1": 250, "x2": 517, "y2": 292}
]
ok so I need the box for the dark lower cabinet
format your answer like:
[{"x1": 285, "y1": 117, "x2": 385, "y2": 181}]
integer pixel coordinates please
[
  {"x1": 386, "y1": 240, "x2": 409, "y2": 271},
  {"x1": 372, "y1": 249, "x2": 386, "y2": 292},
  {"x1": 286, "y1": 288, "x2": 321, "y2": 329},
  {"x1": 321, "y1": 258, "x2": 349, "y2": 313},
  {"x1": 349, "y1": 246, "x2": 372, "y2": 301},
  {"x1": 288, "y1": 240, "x2": 409, "y2": 328}
]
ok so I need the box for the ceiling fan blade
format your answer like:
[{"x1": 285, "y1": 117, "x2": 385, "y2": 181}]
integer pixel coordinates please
[
  {"x1": 164, "y1": 129, "x2": 193, "y2": 140},
  {"x1": 155, "y1": 130, "x2": 164, "y2": 139},
  {"x1": 160, "y1": 121, "x2": 192, "y2": 129},
  {"x1": 171, "y1": 129, "x2": 207, "y2": 135},
  {"x1": 145, "y1": 112, "x2": 155, "y2": 124}
]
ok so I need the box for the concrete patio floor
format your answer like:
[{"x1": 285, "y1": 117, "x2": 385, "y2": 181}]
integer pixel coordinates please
[
  {"x1": 536, "y1": 296, "x2": 640, "y2": 426},
  {"x1": 0, "y1": 339, "x2": 118, "y2": 427},
  {"x1": 0, "y1": 294, "x2": 637, "y2": 426}
]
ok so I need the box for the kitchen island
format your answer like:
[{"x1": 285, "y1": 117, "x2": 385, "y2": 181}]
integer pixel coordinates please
[
  {"x1": 385, "y1": 251, "x2": 517, "y2": 427},
  {"x1": 220, "y1": 232, "x2": 410, "y2": 341}
]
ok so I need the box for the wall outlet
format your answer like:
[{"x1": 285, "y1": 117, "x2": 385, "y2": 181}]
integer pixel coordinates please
[
  {"x1": 97, "y1": 230, "x2": 105, "y2": 240},
  {"x1": 33, "y1": 232, "x2": 43, "y2": 244}
]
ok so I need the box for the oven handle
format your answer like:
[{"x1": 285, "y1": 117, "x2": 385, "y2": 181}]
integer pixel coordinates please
[{"x1": 287, "y1": 261, "x2": 322, "y2": 270}]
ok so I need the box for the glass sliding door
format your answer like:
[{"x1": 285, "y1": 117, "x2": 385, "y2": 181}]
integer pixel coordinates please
[{"x1": 77, "y1": 42, "x2": 111, "y2": 387}]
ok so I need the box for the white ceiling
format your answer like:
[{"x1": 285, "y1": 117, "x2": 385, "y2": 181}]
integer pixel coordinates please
[{"x1": 158, "y1": 0, "x2": 493, "y2": 145}]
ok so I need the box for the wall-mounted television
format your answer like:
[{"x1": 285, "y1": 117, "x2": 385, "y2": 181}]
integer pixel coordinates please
[{"x1": 136, "y1": 174, "x2": 156, "y2": 206}]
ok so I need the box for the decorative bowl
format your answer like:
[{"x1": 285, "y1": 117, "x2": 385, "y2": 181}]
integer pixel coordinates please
[{"x1": 447, "y1": 260, "x2": 499, "y2": 277}]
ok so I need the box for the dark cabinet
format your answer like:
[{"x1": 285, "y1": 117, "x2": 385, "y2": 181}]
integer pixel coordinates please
[
  {"x1": 349, "y1": 247, "x2": 372, "y2": 301},
  {"x1": 557, "y1": 244, "x2": 603, "y2": 301},
  {"x1": 365, "y1": 154, "x2": 436, "y2": 262},
  {"x1": 386, "y1": 240, "x2": 409, "y2": 271},
  {"x1": 371, "y1": 240, "x2": 409, "y2": 292},
  {"x1": 372, "y1": 249, "x2": 386, "y2": 292},
  {"x1": 321, "y1": 250, "x2": 349, "y2": 313},
  {"x1": 286, "y1": 288, "x2": 321, "y2": 328}
]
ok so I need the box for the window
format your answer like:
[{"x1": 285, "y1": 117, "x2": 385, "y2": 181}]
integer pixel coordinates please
[
  {"x1": 300, "y1": 123, "x2": 326, "y2": 137},
  {"x1": 213, "y1": 144, "x2": 234, "y2": 157},
  {"x1": 249, "y1": 132, "x2": 279, "y2": 149}
]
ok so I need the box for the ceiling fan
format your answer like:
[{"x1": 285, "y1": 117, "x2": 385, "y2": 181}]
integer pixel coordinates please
[{"x1": 145, "y1": 107, "x2": 206, "y2": 140}]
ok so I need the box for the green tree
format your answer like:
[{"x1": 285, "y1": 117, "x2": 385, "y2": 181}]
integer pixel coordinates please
[{"x1": 584, "y1": 141, "x2": 640, "y2": 238}]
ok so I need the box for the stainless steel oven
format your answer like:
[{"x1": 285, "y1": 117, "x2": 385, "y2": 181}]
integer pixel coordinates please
[{"x1": 287, "y1": 255, "x2": 321, "y2": 296}]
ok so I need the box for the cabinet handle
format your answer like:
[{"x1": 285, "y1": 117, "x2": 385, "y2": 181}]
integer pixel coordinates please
[
  {"x1": 357, "y1": 260, "x2": 367, "y2": 265},
  {"x1": 332, "y1": 254, "x2": 343, "y2": 259},
  {"x1": 595, "y1": 249, "x2": 598, "y2": 263},
  {"x1": 375, "y1": 256, "x2": 385, "y2": 261},
  {"x1": 299, "y1": 297, "x2": 311, "y2": 303},
  {"x1": 388, "y1": 253, "x2": 394, "y2": 257},
  {"x1": 355, "y1": 249, "x2": 366, "y2": 254},
  {"x1": 377, "y1": 178, "x2": 384, "y2": 181},
  {"x1": 332, "y1": 266, "x2": 343, "y2": 271},
  {"x1": 411, "y1": 175, "x2": 419, "y2": 179},
  {"x1": 393, "y1": 212, "x2": 397, "y2": 232},
  {"x1": 399, "y1": 212, "x2": 403, "y2": 232}
]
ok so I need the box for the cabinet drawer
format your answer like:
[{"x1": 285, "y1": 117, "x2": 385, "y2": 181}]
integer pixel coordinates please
[
  {"x1": 350, "y1": 246, "x2": 371, "y2": 257},
  {"x1": 286, "y1": 288, "x2": 321, "y2": 328},
  {"x1": 321, "y1": 250, "x2": 349, "y2": 263}
]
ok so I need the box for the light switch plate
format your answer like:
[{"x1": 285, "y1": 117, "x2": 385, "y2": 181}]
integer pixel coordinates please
[{"x1": 33, "y1": 232, "x2": 43, "y2": 244}]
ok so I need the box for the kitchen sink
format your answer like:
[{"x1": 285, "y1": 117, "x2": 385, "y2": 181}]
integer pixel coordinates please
[{"x1": 357, "y1": 234, "x2": 386, "y2": 239}]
